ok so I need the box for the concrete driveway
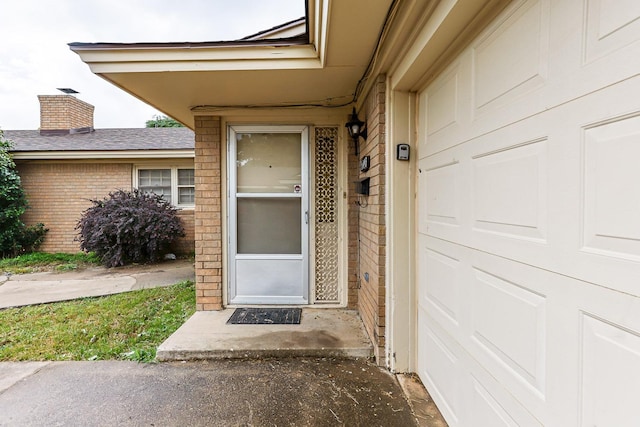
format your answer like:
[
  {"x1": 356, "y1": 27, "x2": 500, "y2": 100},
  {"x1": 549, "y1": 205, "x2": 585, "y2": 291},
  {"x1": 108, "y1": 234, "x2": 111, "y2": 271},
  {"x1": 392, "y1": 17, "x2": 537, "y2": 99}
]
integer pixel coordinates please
[
  {"x1": 0, "y1": 359, "x2": 420, "y2": 426},
  {"x1": 0, "y1": 260, "x2": 447, "y2": 426}
]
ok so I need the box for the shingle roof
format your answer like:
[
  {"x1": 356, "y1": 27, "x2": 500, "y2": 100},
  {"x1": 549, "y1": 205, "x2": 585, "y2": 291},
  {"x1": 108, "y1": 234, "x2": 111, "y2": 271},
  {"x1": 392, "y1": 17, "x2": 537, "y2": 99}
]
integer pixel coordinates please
[{"x1": 4, "y1": 127, "x2": 194, "y2": 152}]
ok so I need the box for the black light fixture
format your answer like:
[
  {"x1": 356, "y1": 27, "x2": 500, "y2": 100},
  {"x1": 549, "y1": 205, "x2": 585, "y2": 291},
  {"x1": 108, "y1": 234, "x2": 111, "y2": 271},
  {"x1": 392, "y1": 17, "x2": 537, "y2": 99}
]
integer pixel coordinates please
[{"x1": 345, "y1": 107, "x2": 367, "y2": 156}]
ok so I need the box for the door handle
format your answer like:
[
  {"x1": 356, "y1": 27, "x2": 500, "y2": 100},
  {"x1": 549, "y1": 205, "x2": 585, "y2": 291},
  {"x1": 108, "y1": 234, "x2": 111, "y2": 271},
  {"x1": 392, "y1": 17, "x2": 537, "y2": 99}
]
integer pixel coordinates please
[{"x1": 305, "y1": 211, "x2": 309, "y2": 224}]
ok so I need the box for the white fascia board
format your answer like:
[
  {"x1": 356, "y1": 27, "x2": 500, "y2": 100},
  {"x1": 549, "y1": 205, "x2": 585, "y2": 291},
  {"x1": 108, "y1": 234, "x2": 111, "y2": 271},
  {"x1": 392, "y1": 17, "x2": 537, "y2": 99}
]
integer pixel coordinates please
[
  {"x1": 12, "y1": 150, "x2": 195, "y2": 160},
  {"x1": 308, "y1": 0, "x2": 331, "y2": 67},
  {"x1": 73, "y1": 44, "x2": 323, "y2": 74},
  {"x1": 87, "y1": 57, "x2": 323, "y2": 74}
]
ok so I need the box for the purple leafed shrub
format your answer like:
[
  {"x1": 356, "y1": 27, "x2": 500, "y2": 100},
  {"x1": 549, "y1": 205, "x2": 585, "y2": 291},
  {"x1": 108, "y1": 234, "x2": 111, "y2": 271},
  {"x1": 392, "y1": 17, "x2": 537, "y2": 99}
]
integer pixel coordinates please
[{"x1": 76, "y1": 189, "x2": 185, "y2": 267}]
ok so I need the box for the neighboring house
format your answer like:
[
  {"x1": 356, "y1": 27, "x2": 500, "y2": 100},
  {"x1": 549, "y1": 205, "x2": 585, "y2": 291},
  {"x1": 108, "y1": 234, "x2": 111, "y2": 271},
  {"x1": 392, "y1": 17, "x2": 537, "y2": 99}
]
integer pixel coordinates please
[
  {"x1": 241, "y1": 16, "x2": 306, "y2": 41},
  {"x1": 69, "y1": 1, "x2": 640, "y2": 425},
  {"x1": 5, "y1": 94, "x2": 195, "y2": 254}
]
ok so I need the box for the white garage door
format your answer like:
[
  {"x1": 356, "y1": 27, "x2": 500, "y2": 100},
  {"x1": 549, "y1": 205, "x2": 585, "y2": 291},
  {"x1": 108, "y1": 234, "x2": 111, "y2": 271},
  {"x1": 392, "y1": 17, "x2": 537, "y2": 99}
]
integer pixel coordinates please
[{"x1": 416, "y1": 0, "x2": 640, "y2": 426}]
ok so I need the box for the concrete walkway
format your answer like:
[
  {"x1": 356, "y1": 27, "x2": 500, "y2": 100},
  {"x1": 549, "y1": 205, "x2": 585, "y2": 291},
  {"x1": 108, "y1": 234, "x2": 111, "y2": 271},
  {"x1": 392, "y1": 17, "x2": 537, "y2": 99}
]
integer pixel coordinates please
[
  {"x1": 157, "y1": 308, "x2": 373, "y2": 361},
  {"x1": 0, "y1": 259, "x2": 195, "y2": 309}
]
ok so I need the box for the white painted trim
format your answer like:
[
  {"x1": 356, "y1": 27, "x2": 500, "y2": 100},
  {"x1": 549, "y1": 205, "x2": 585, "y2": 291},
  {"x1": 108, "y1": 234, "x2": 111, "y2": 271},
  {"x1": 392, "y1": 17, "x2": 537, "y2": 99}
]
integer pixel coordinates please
[
  {"x1": 220, "y1": 119, "x2": 229, "y2": 307},
  {"x1": 12, "y1": 150, "x2": 194, "y2": 160},
  {"x1": 385, "y1": 88, "x2": 417, "y2": 373},
  {"x1": 73, "y1": 42, "x2": 322, "y2": 75},
  {"x1": 236, "y1": 254, "x2": 305, "y2": 260},
  {"x1": 337, "y1": 127, "x2": 348, "y2": 307},
  {"x1": 133, "y1": 164, "x2": 195, "y2": 209}
]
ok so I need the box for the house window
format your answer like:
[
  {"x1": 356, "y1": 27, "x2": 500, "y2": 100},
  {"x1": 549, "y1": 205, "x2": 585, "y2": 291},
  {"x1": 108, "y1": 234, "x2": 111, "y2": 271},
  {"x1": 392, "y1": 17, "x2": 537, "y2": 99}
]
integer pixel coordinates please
[
  {"x1": 177, "y1": 169, "x2": 195, "y2": 205},
  {"x1": 136, "y1": 167, "x2": 195, "y2": 208}
]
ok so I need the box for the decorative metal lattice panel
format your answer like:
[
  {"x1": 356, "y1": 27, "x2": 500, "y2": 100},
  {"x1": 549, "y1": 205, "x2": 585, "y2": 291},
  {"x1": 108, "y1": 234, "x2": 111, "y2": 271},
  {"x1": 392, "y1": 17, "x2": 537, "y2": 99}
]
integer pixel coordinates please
[{"x1": 314, "y1": 127, "x2": 340, "y2": 303}]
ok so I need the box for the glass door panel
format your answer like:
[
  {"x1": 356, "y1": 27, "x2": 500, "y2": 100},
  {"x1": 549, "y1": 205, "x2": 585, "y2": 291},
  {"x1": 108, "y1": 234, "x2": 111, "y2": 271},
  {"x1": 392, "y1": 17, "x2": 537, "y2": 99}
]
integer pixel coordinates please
[
  {"x1": 237, "y1": 198, "x2": 301, "y2": 254},
  {"x1": 236, "y1": 133, "x2": 301, "y2": 193}
]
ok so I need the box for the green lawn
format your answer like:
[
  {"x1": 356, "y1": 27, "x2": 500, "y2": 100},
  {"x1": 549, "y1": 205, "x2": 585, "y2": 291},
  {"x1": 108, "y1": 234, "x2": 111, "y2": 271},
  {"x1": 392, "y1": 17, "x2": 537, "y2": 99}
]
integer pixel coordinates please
[
  {"x1": 0, "y1": 281, "x2": 195, "y2": 362},
  {"x1": 0, "y1": 252, "x2": 100, "y2": 274}
]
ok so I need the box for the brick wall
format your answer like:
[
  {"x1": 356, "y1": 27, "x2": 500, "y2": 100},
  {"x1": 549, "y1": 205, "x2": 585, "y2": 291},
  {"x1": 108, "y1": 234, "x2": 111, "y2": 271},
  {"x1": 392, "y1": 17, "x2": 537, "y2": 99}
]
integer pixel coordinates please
[
  {"x1": 17, "y1": 162, "x2": 132, "y2": 253},
  {"x1": 347, "y1": 136, "x2": 360, "y2": 310},
  {"x1": 38, "y1": 95, "x2": 94, "y2": 131},
  {"x1": 174, "y1": 210, "x2": 195, "y2": 255},
  {"x1": 193, "y1": 116, "x2": 223, "y2": 310},
  {"x1": 351, "y1": 75, "x2": 387, "y2": 363},
  {"x1": 17, "y1": 162, "x2": 195, "y2": 255}
]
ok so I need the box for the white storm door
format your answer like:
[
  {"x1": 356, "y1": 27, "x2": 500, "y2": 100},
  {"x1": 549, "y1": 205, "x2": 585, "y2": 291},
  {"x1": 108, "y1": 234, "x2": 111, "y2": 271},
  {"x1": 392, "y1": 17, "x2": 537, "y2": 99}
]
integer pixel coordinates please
[{"x1": 228, "y1": 126, "x2": 309, "y2": 305}]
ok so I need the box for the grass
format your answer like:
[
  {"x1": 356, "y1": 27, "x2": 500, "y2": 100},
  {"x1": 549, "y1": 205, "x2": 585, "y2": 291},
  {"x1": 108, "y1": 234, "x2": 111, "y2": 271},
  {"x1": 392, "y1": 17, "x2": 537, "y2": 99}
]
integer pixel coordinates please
[
  {"x1": 0, "y1": 252, "x2": 101, "y2": 274},
  {"x1": 0, "y1": 280, "x2": 195, "y2": 362}
]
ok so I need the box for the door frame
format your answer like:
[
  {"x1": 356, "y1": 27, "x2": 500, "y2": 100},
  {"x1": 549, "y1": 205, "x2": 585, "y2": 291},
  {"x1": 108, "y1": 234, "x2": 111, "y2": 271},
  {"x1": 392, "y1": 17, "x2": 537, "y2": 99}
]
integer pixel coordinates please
[{"x1": 227, "y1": 124, "x2": 310, "y2": 305}]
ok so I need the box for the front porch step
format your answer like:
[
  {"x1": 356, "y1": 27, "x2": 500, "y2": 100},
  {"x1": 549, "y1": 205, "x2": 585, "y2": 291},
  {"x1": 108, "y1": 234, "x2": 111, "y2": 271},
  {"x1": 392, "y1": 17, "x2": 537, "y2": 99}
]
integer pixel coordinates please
[{"x1": 157, "y1": 308, "x2": 373, "y2": 361}]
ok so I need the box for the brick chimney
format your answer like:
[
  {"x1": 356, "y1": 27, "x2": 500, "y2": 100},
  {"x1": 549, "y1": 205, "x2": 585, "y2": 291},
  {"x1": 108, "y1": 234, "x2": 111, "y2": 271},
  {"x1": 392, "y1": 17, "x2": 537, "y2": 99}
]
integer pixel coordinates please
[{"x1": 38, "y1": 94, "x2": 95, "y2": 135}]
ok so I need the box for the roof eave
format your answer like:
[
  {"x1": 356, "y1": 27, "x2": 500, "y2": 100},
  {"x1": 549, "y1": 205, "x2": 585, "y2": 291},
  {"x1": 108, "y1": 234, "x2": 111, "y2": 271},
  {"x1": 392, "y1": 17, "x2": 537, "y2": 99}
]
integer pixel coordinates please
[
  {"x1": 12, "y1": 149, "x2": 195, "y2": 160},
  {"x1": 69, "y1": 42, "x2": 322, "y2": 74},
  {"x1": 68, "y1": 33, "x2": 308, "y2": 51}
]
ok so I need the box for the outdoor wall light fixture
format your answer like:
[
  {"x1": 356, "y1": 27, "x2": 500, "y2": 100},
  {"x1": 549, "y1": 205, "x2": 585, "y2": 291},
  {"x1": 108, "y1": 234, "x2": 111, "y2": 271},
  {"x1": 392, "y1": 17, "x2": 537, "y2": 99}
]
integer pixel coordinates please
[{"x1": 345, "y1": 107, "x2": 367, "y2": 156}]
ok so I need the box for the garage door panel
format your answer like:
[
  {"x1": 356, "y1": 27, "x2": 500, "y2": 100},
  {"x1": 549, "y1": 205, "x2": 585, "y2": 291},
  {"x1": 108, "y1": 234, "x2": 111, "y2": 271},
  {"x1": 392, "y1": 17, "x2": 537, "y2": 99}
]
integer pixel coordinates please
[
  {"x1": 580, "y1": 313, "x2": 640, "y2": 427},
  {"x1": 419, "y1": 239, "x2": 461, "y2": 328},
  {"x1": 418, "y1": 312, "x2": 461, "y2": 425},
  {"x1": 472, "y1": 0, "x2": 549, "y2": 116},
  {"x1": 470, "y1": 268, "x2": 546, "y2": 397},
  {"x1": 469, "y1": 376, "x2": 534, "y2": 427},
  {"x1": 422, "y1": 160, "x2": 460, "y2": 226},
  {"x1": 544, "y1": 84, "x2": 640, "y2": 297},
  {"x1": 582, "y1": 0, "x2": 640, "y2": 64},
  {"x1": 582, "y1": 114, "x2": 640, "y2": 262},
  {"x1": 465, "y1": 250, "x2": 552, "y2": 415},
  {"x1": 425, "y1": 64, "x2": 461, "y2": 138},
  {"x1": 418, "y1": 156, "x2": 466, "y2": 244},
  {"x1": 423, "y1": 239, "x2": 551, "y2": 417},
  {"x1": 418, "y1": 60, "x2": 470, "y2": 159},
  {"x1": 469, "y1": 377, "x2": 518, "y2": 427},
  {"x1": 471, "y1": 137, "x2": 548, "y2": 243}
]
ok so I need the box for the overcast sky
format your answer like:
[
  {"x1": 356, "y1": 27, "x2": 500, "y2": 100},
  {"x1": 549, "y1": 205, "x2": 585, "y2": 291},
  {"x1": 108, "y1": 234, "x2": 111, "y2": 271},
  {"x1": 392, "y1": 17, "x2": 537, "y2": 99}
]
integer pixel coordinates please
[{"x1": 0, "y1": 0, "x2": 304, "y2": 130}]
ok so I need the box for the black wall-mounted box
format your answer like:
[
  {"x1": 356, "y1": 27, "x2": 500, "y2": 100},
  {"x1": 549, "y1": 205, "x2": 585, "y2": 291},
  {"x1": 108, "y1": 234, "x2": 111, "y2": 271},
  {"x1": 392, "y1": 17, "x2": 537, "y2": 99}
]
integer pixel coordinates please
[{"x1": 356, "y1": 178, "x2": 370, "y2": 196}]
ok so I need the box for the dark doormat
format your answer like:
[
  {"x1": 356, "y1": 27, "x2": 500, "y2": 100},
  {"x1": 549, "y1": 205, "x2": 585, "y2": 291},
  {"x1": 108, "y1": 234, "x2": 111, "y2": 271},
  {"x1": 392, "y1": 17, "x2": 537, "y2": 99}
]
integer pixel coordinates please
[{"x1": 227, "y1": 308, "x2": 302, "y2": 325}]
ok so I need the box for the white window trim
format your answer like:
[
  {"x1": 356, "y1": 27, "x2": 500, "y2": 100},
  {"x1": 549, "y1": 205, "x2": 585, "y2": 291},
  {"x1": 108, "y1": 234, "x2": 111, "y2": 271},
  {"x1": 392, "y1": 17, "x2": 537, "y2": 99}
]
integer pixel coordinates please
[{"x1": 134, "y1": 165, "x2": 195, "y2": 210}]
